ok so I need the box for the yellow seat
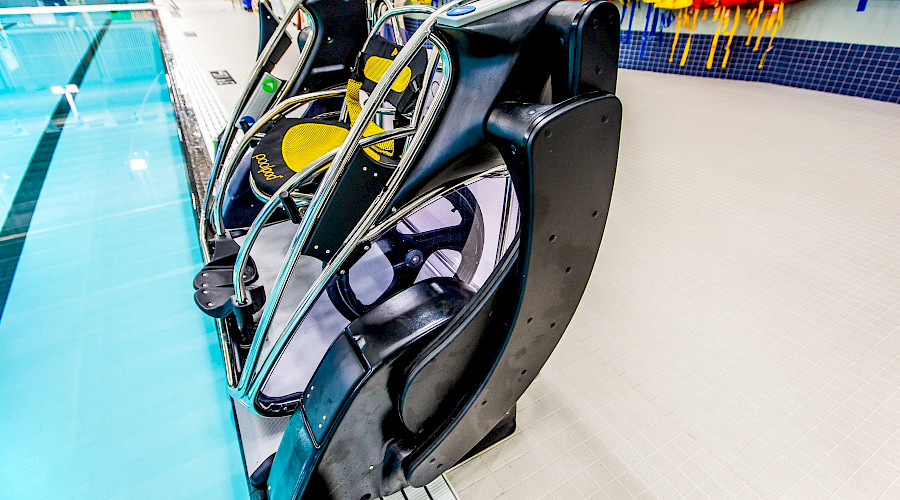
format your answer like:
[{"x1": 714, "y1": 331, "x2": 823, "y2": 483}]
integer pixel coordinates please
[{"x1": 249, "y1": 35, "x2": 427, "y2": 199}]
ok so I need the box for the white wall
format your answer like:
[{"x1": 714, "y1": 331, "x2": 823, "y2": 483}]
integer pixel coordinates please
[{"x1": 620, "y1": 0, "x2": 900, "y2": 47}]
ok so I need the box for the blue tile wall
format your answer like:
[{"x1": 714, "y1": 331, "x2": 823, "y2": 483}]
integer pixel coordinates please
[{"x1": 620, "y1": 30, "x2": 900, "y2": 104}]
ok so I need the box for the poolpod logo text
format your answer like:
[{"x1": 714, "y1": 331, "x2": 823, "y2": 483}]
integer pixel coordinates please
[{"x1": 254, "y1": 154, "x2": 283, "y2": 181}]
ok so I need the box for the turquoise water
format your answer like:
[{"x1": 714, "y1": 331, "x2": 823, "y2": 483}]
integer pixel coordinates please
[{"x1": 0, "y1": 10, "x2": 247, "y2": 499}]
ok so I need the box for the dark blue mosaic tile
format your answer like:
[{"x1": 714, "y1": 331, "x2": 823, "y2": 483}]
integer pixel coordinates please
[{"x1": 619, "y1": 30, "x2": 900, "y2": 104}]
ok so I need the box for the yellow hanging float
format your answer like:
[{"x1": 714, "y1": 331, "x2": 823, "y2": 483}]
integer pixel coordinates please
[
  {"x1": 721, "y1": 5, "x2": 741, "y2": 67},
  {"x1": 758, "y1": 1, "x2": 785, "y2": 68}
]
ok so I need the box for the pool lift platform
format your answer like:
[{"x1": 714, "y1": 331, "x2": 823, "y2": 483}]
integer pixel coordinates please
[{"x1": 193, "y1": 0, "x2": 622, "y2": 498}]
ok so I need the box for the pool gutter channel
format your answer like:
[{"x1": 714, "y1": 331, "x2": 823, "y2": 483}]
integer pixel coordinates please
[{"x1": 153, "y1": 12, "x2": 212, "y2": 228}]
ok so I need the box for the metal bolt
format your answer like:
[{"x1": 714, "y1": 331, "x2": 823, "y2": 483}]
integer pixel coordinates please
[
  {"x1": 325, "y1": 249, "x2": 330, "y2": 254},
  {"x1": 314, "y1": 245, "x2": 319, "y2": 250},
  {"x1": 369, "y1": 465, "x2": 375, "y2": 471},
  {"x1": 207, "y1": 302, "x2": 213, "y2": 307}
]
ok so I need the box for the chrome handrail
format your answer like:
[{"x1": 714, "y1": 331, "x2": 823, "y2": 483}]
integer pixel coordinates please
[
  {"x1": 199, "y1": 0, "x2": 315, "y2": 260},
  {"x1": 359, "y1": 167, "x2": 504, "y2": 243},
  {"x1": 235, "y1": 5, "x2": 461, "y2": 408},
  {"x1": 203, "y1": 4, "x2": 436, "y2": 252},
  {"x1": 210, "y1": 89, "x2": 347, "y2": 236},
  {"x1": 371, "y1": 6, "x2": 435, "y2": 37},
  {"x1": 232, "y1": 127, "x2": 417, "y2": 306},
  {"x1": 338, "y1": 5, "x2": 436, "y2": 123}
]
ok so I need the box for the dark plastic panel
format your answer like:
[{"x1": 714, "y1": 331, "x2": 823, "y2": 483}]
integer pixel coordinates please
[{"x1": 302, "y1": 332, "x2": 367, "y2": 446}]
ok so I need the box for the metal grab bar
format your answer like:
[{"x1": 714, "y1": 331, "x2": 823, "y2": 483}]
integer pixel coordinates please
[
  {"x1": 232, "y1": 126, "x2": 417, "y2": 306},
  {"x1": 337, "y1": 5, "x2": 436, "y2": 123},
  {"x1": 199, "y1": 0, "x2": 316, "y2": 260},
  {"x1": 234, "y1": 4, "x2": 461, "y2": 408},
  {"x1": 371, "y1": 6, "x2": 435, "y2": 36},
  {"x1": 209, "y1": 89, "x2": 347, "y2": 236},
  {"x1": 204, "y1": 5, "x2": 437, "y2": 250}
]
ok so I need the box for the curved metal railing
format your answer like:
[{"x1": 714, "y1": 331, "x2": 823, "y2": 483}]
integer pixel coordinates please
[
  {"x1": 232, "y1": 3, "x2": 462, "y2": 409},
  {"x1": 199, "y1": 0, "x2": 316, "y2": 259}
]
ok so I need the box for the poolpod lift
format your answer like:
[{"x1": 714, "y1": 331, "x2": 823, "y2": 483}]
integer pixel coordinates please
[{"x1": 193, "y1": 0, "x2": 622, "y2": 498}]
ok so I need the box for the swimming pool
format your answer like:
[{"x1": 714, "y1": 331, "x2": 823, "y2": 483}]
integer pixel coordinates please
[{"x1": 0, "y1": 7, "x2": 247, "y2": 498}]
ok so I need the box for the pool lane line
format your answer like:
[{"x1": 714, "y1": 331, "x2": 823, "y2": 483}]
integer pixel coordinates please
[{"x1": 0, "y1": 19, "x2": 112, "y2": 320}]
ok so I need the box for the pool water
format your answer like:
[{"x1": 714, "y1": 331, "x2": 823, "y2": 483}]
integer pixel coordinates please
[{"x1": 0, "y1": 8, "x2": 247, "y2": 499}]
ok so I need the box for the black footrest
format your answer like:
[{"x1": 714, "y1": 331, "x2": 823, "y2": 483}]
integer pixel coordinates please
[
  {"x1": 193, "y1": 263, "x2": 258, "y2": 290},
  {"x1": 193, "y1": 236, "x2": 266, "y2": 329},
  {"x1": 194, "y1": 236, "x2": 259, "y2": 289},
  {"x1": 195, "y1": 282, "x2": 266, "y2": 319}
]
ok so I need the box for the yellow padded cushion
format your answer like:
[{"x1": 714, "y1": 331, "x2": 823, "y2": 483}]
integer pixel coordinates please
[
  {"x1": 281, "y1": 121, "x2": 395, "y2": 169},
  {"x1": 363, "y1": 55, "x2": 413, "y2": 94},
  {"x1": 345, "y1": 78, "x2": 395, "y2": 159},
  {"x1": 281, "y1": 122, "x2": 347, "y2": 172}
]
